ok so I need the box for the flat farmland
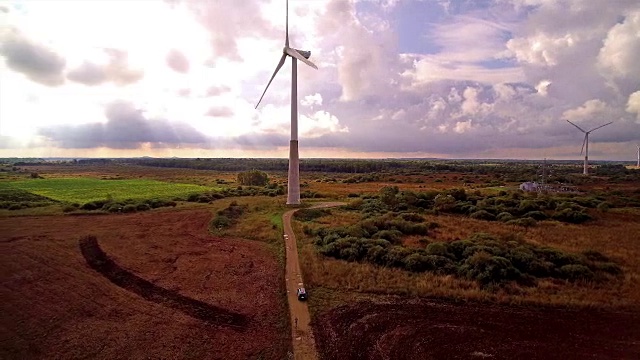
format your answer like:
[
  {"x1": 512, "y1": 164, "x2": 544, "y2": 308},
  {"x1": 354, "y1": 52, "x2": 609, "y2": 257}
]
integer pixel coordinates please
[
  {"x1": 0, "y1": 178, "x2": 211, "y2": 203},
  {"x1": 0, "y1": 209, "x2": 290, "y2": 359}
]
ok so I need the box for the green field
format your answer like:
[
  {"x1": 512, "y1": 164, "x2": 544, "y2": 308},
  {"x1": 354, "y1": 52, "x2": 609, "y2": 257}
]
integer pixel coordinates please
[{"x1": 0, "y1": 178, "x2": 212, "y2": 203}]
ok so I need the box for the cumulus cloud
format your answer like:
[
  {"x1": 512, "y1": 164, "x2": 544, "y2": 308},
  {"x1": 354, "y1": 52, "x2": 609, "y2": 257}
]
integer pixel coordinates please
[
  {"x1": 627, "y1": 91, "x2": 640, "y2": 121},
  {"x1": 597, "y1": 12, "x2": 640, "y2": 80},
  {"x1": 0, "y1": 32, "x2": 66, "y2": 86},
  {"x1": 38, "y1": 101, "x2": 208, "y2": 148},
  {"x1": 317, "y1": 0, "x2": 402, "y2": 101},
  {"x1": 300, "y1": 110, "x2": 348, "y2": 138},
  {"x1": 301, "y1": 93, "x2": 323, "y2": 107},
  {"x1": 562, "y1": 99, "x2": 609, "y2": 121},
  {"x1": 66, "y1": 49, "x2": 143, "y2": 86},
  {"x1": 166, "y1": 49, "x2": 190, "y2": 73}
]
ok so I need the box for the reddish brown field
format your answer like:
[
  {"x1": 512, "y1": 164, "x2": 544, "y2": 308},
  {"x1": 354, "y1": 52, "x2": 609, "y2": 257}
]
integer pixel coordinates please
[
  {"x1": 313, "y1": 299, "x2": 640, "y2": 360},
  {"x1": 0, "y1": 209, "x2": 289, "y2": 359}
]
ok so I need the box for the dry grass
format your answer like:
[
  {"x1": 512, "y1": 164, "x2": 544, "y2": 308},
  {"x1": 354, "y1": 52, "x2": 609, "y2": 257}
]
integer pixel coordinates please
[
  {"x1": 209, "y1": 196, "x2": 288, "y2": 245},
  {"x1": 295, "y1": 206, "x2": 640, "y2": 309}
]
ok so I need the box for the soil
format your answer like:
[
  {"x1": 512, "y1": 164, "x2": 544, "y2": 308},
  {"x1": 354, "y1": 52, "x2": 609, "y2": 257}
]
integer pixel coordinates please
[
  {"x1": 313, "y1": 299, "x2": 640, "y2": 360},
  {"x1": 0, "y1": 209, "x2": 289, "y2": 359}
]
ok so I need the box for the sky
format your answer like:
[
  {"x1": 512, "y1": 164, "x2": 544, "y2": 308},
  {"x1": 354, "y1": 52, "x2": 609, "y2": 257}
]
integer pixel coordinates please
[{"x1": 0, "y1": 0, "x2": 639, "y2": 160}]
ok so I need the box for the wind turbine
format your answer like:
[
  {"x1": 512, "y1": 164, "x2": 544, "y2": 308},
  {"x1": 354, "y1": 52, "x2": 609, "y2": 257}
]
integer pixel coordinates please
[
  {"x1": 636, "y1": 144, "x2": 639, "y2": 168},
  {"x1": 255, "y1": 0, "x2": 318, "y2": 205},
  {"x1": 566, "y1": 120, "x2": 613, "y2": 175}
]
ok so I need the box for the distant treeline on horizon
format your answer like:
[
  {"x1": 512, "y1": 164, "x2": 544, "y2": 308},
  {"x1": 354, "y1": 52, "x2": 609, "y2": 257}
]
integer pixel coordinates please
[{"x1": 3, "y1": 157, "x2": 635, "y2": 176}]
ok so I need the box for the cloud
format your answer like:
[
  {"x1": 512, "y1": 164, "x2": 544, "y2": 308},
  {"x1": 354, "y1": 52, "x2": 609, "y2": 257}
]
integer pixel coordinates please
[
  {"x1": 301, "y1": 93, "x2": 323, "y2": 106},
  {"x1": 317, "y1": 0, "x2": 403, "y2": 101},
  {"x1": 205, "y1": 106, "x2": 234, "y2": 117},
  {"x1": 166, "y1": 49, "x2": 190, "y2": 73},
  {"x1": 0, "y1": 32, "x2": 66, "y2": 86},
  {"x1": 535, "y1": 80, "x2": 551, "y2": 96},
  {"x1": 66, "y1": 49, "x2": 143, "y2": 86},
  {"x1": 597, "y1": 11, "x2": 640, "y2": 80},
  {"x1": 205, "y1": 85, "x2": 231, "y2": 97},
  {"x1": 405, "y1": 15, "x2": 524, "y2": 85},
  {"x1": 562, "y1": 99, "x2": 608, "y2": 121},
  {"x1": 300, "y1": 110, "x2": 348, "y2": 138},
  {"x1": 627, "y1": 91, "x2": 640, "y2": 122},
  {"x1": 180, "y1": 0, "x2": 278, "y2": 62},
  {"x1": 38, "y1": 101, "x2": 208, "y2": 148}
]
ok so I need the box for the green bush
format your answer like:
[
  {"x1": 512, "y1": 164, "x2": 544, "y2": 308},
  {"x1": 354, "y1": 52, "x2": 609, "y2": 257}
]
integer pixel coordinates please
[
  {"x1": 470, "y1": 210, "x2": 496, "y2": 221},
  {"x1": 426, "y1": 242, "x2": 452, "y2": 258},
  {"x1": 506, "y1": 217, "x2": 537, "y2": 228},
  {"x1": 122, "y1": 204, "x2": 136, "y2": 213},
  {"x1": 552, "y1": 209, "x2": 591, "y2": 224},
  {"x1": 559, "y1": 264, "x2": 594, "y2": 281},
  {"x1": 496, "y1": 212, "x2": 514, "y2": 222},
  {"x1": 523, "y1": 211, "x2": 548, "y2": 220},
  {"x1": 136, "y1": 203, "x2": 152, "y2": 211},
  {"x1": 460, "y1": 251, "x2": 521, "y2": 285}
]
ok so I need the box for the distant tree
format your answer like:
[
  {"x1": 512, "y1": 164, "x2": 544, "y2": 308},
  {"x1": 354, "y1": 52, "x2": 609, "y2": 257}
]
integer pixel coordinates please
[{"x1": 236, "y1": 170, "x2": 269, "y2": 186}]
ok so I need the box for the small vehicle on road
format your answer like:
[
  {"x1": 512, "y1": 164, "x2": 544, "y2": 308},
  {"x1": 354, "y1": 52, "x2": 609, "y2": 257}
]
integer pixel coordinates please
[{"x1": 296, "y1": 287, "x2": 307, "y2": 301}]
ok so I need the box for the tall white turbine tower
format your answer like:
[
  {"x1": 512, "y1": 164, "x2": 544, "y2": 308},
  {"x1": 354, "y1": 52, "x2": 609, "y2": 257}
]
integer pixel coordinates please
[
  {"x1": 566, "y1": 120, "x2": 613, "y2": 175},
  {"x1": 255, "y1": 0, "x2": 318, "y2": 205},
  {"x1": 637, "y1": 144, "x2": 639, "y2": 168}
]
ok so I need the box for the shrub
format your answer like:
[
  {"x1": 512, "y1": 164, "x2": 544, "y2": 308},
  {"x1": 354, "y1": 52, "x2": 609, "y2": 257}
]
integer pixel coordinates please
[
  {"x1": 460, "y1": 251, "x2": 521, "y2": 285},
  {"x1": 211, "y1": 215, "x2": 231, "y2": 229},
  {"x1": 107, "y1": 204, "x2": 122, "y2": 213},
  {"x1": 552, "y1": 209, "x2": 591, "y2": 224},
  {"x1": 81, "y1": 200, "x2": 108, "y2": 210},
  {"x1": 405, "y1": 253, "x2": 455, "y2": 273},
  {"x1": 122, "y1": 204, "x2": 136, "y2": 213},
  {"x1": 470, "y1": 210, "x2": 496, "y2": 221},
  {"x1": 294, "y1": 208, "x2": 329, "y2": 221},
  {"x1": 496, "y1": 212, "x2": 514, "y2": 222},
  {"x1": 426, "y1": 242, "x2": 452, "y2": 258},
  {"x1": 372, "y1": 230, "x2": 403, "y2": 244},
  {"x1": 559, "y1": 264, "x2": 594, "y2": 281},
  {"x1": 136, "y1": 203, "x2": 152, "y2": 211},
  {"x1": 506, "y1": 217, "x2": 537, "y2": 228},
  {"x1": 523, "y1": 211, "x2": 548, "y2": 221},
  {"x1": 596, "y1": 202, "x2": 610, "y2": 212},
  {"x1": 400, "y1": 212, "x2": 423, "y2": 222},
  {"x1": 237, "y1": 170, "x2": 269, "y2": 186}
]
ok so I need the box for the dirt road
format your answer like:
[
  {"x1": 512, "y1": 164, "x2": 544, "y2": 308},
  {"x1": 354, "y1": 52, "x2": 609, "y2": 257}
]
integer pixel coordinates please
[{"x1": 283, "y1": 202, "x2": 344, "y2": 360}]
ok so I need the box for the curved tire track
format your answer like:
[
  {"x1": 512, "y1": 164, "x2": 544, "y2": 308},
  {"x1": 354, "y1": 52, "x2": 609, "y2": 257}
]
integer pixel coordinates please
[{"x1": 79, "y1": 235, "x2": 248, "y2": 329}]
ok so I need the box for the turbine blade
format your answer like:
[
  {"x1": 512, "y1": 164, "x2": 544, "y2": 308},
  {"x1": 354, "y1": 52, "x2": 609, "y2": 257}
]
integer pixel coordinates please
[
  {"x1": 285, "y1": 47, "x2": 318, "y2": 69},
  {"x1": 285, "y1": 0, "x2": 289, "y2": 47},
  {"x1": 588, "y1": 121, "x2": 613, "y2": 132},
  {"x1": 566, "y1": 119, "x2": 586, "y2": 133},
  {"x1": 580, "y1": 134, "x2": 587, "y2": 155},
  {"x1": 255, "y1": 54, "x2": 287, "y2": 109}
]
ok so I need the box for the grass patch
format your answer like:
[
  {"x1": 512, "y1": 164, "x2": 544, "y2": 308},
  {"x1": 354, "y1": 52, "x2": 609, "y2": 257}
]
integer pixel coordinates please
[{"x1": 2, "y1": 178, "x2": 212, "y2": 203}]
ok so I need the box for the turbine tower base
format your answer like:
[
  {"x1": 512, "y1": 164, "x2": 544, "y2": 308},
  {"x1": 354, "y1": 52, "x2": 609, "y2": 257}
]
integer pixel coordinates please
[
  {"x1": 287, "y1": 140, "x2": 300, "y2": 205},
  {"x1": 583, "y1": 156, "x2": 588, "y2": 175}
]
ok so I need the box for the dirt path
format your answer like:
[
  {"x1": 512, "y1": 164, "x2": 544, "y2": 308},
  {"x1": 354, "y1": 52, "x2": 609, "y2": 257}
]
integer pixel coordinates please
[{"x1": 283, "y1": 202, "x2": 345, "y2": 360}]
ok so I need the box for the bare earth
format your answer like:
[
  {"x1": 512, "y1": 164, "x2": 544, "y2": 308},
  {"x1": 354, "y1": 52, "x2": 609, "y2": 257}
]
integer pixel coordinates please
[
  {"x1": 314, "y1": 299, "x2": 640, "y2": 360},
  {"x1": 0, "y1": 209, "x2": 289, "y2": 359}
]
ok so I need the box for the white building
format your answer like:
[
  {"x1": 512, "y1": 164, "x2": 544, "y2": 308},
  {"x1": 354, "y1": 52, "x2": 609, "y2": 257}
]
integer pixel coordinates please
[{"x1": 519, "y1": 182, "x2": 539, "y2": 192}]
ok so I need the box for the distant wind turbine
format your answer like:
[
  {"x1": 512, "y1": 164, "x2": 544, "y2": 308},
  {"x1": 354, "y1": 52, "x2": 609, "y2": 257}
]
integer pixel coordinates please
[
  {"x1": 566, "y1": 120, "x2": 613, "y2": 175},
  {"x1": 255, "y1": 0, "x2": 318, "y2": 205},
  {"x1": 637, "y1": 144, "x2": 639, "y2": 168}
]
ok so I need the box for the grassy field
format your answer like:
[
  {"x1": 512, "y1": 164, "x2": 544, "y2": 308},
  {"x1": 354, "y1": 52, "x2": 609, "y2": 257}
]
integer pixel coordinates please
[{"x1": 0, "y1": 178, "x2": 212, "y2": 203}]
